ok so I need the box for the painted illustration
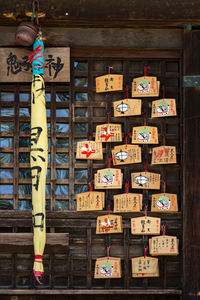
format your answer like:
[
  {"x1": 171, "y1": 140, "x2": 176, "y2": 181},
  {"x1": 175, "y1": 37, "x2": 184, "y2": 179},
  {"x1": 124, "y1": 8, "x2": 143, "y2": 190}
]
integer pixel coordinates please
[
  {"x1": 157, "y1": 195, "x2": 171, "y2": 210},
  {"x1": 116, "y1": 101, "x2": 130, "y2": 114},
  {"x1": 81, "y1": 143, "x2": 96, "y2": 158},
  {"x1": 100, "y1": 262, "x2": 113, "y2": 277},
  {"x1": 102, "y1": 170, "x2": 115, "y2": 185},
  {"x1": 134, "y1": 175, "x2": 149, "y2": 186},
  {"x1": 100, "y1": 127, "x2": 114, "y2": 142},
  {"x1": 157, "y1": 100, "x2": 170, "y2": 116},
  {"x1": 137, "y1": 78, "x2": 151, "y2": 93},
  {"x1": 115, "y1": 150, "x2": 129, "y2": 162},
  {"x1": 138, "y1": 128, "x2": 151, "y2": 143},
  {"x1": 101, "y1": 217, "x2": 114, "y2": 232}
]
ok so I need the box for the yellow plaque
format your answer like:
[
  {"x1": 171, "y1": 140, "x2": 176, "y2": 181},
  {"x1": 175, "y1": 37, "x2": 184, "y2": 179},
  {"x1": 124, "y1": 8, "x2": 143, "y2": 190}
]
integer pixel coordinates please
[
  {"x1": 113, "y1": 99, "x2": 142, "y2": 117},
  {"x1": 151, "y1": 193, "x2": 178, "y2": 213},
  {"x1": 95, "y1": 124, "x2": 122, "y2": 143},
  {"x1": 95, "y1": 257, "x2": 121, "y2": 278},
  {"x1": 151, "y1": 98, "x2": 177, "y2": 118},
  {"x1": 94, "y1": 168, "x2": 123, "y2": 189},
  {"x1": 132, "y1": 126, "x2": 159, "y2": 144},
  {"x1": 96, "y1": 215, "x2": 123, "y2": 234},
  {"x1": 76, "y1": 141, "x2": 103, "y2": 160},
  {"x1": 113, "y1": 193, "x2": 142, "y2": 212},
  {"x1": 76, "y1": 191, "x2": 105, "y2": 211},
  {"x1": 112, "y1": 145, "x2": 142, "y2": 165},
  {"x1": 132, "y1": 76, "x2": 159, "y2": 97},
  {"x1": 151, "y1": 146, "x2": 177, "y2": 165},
  {"x1": 96, "y1": 74, "x2": 123, "y2": 93},
  {"x1": 131, "y1": 172, "x2": 160, "y2": 190},
  {"x1": 132, "y1": 256, "x2": 159, "y2": 278},
  {"x1": 131, "y1": 216, "x2": 161, "y2": 235},
  {"x1": 149, "y1": 235, "x2": 179, "y2": 256}
]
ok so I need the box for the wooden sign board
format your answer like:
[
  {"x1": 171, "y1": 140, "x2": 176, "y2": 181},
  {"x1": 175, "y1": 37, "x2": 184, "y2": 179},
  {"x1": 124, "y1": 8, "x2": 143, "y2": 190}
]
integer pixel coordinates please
[
  {"x1": 132, "y1": 256, "x2": 159, "y2": 278},
  {"x1": 113, "y1": 99, "x2": 142, "y2": 117},
  {"x1": 132, "y1": 126, "x2": 158, "y2": 144},
  {"x1": 76, "y1": 191, "x2": 105, "y2": 211},
  {"x1": 149, "y1": 235, "x2": 179, "y2": 256},
  {"x1": 95, "y1": 257, "x2": 121, "y2": 278},
  {"x1": 132, "y1": 76, "x2": 159, "y2": 97},
  {"x1": 112, "y1": 145, "x2": 142, "y2": 165},
  {"x1": 94, "y1": 168, "x2": 123, "y2": 189},
  {"x1": 151, "y1": 146, "x2": 176, "y2": 165},
  {"x1": 96, "y1": 74, "x2": 123, "y2": 93},
  {"x1": 95, "y1": 124, "x2": 122, "y2": 143},
  {"x1": 131, "y1": 172, "x2": 160, "y2": 190},
  {"x1": 96, "y1": 215, "x2": 123, "y2": 234},
  {"x1": 131, "y1": 216, "x2": 160, "y2": 235},
  {"x1": 76, "y1": 141, "x2": 103, "y2": 160},
  {"x1": 0, "y1": 47, "x2": 70, "y2": 82},
  {"x1": 151, "y1": 193, "x2": 178, "y2": 213},
  {"x1": 151, "y1": 99, "x2": 177, "y2": 118},
  {"x1": 113, "y1": 193, "x2": 143, "y2": 213}
]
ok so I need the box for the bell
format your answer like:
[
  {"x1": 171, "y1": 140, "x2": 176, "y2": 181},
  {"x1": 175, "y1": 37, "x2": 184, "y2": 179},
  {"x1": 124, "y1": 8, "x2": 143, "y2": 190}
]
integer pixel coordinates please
[{"x1": 15, "y1": 22, "x2": 39, "y2": 46}]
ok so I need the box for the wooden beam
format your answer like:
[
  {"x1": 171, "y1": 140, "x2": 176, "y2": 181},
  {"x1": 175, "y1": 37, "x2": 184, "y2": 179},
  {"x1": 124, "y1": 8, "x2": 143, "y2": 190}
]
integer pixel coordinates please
[{"x1": 0, "y1": 289, "x2": 182, "y2": 295}]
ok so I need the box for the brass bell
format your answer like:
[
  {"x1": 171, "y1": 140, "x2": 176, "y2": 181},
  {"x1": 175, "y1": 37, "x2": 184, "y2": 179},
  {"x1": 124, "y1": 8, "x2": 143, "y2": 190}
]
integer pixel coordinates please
[{"x1": 15, "y1": 22, "x2": 39, "y2": 46}]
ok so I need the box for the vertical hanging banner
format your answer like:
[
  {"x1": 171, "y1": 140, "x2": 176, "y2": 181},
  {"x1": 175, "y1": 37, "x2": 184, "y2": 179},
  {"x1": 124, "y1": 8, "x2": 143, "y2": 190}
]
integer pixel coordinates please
[
  {"x1": 30, "y1": 39, "x2": 48, "y2": 284},
  {"x1": 151, "y1": 99, "x2": 177, "y2": 118}
]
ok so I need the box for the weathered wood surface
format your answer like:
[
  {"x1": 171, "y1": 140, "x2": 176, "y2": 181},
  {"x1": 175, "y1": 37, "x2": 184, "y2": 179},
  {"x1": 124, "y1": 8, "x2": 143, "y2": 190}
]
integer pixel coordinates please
[
  {"x1": 0, "y1": 47, "x2": 70, "y2": 82},
  {"x1": 183, "y1": 30, "x2": 200, "y2": 300}
]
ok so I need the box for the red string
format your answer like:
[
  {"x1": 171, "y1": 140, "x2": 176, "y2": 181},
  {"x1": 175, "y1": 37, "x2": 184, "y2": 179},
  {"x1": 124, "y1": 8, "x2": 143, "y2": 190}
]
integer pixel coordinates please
[
  {"x1": 163, "y1": 135, "x2": 166, "y2": 146},
  {"x1": 144, "y1": 66, "x2": 150, "y2": 77},
  {"x1": 161, "y1": 179, "x2": 166, "y2": 193},
  {"x1": 125, "y1": 133, "x2": 131, "y2": 145},
  {"x1": 107, "y1": 158, "x2": 113, "y2": 168},
  {"x1": 144, "y1": 246, "x2": 148, "y2": 258},
  {"x1": 143, "y1": 204, "x2": 148, "y2": 217},
  {"x1": 108, "y1": 204, "x2": 111, "y2": 215},
  {"x1": 107, "y1": 66, "x2": 113, "y2": 74},
  {"x1": 163, "y1": 86, "x2": 165, "y2": 98},
  {"x1": 125, "y1": 182, "x2": 130, "y2": 194},
  {"x1": 29, "y1": 45, "x2": 45, "y2": 69},
  {"x1": 34, "y1": 255, "x2": 43, "y2": 263},
  {"x1": 142, "y1": 112, "x2": 147, "y2": 126},
  {"x1": 89, "y1": 182, "x2": 92, "y2": 191},
  {"x1": 161, "y1": 224, "x2": 166, "y2": 236},
  {"x1": 107, "y1": 246, "x2": 110, "y2": 257},
  {"x1": 88, "y1": 135, "x2": 93, "y2": 141},
  {"x1": 108, "y1": 112, "x2": 110, "y2": 124},
  {"x1": 144, "y1": 159, "x2": 148, "y2": 173},
  {"x1": 124, "y1": 88, "x2": 129, "y2": 100}
]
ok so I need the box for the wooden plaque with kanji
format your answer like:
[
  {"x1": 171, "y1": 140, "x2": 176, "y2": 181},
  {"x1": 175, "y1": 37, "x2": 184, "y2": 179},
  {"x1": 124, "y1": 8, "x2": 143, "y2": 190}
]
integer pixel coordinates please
[
  {"x1": 112, "y1": 145, "x2": 142, "y2": 165},
  {"x1": 96, "y1": 74, "x2": 123, "y2": 93},
  {"x1": 95, "y1": 124, "x2": 122, "y2": 143},
  {"x1": 76, "y1": 191, "x2": 105, "y2": 211},
  {"x1": 76, "y1": 141, "x2": 103, "y2": 160},
  {"x1": 151, "y1": 98, "x2": 177, "y2": 118},
  {"x1": 132, "y1": 256, "x2": 159, "y2": 278},
  {"x1": 94, "y1": 168, "x2": 123, "y2": 189},
  {"x1": 131, "y1": 216, "x2": 161, "y2": 235},
  {"x1": 113, "y1": 99, "x2": 142, "y2": 117},
  {"x1": 132, "y1": 126, "x2": 159, "y2": 144},
  {"x1": 151, "y1": 146, "x2": 177, "y2": 165},
  {"x1": 94, "y1": 257, "x2": 121, "y2": 278},
  {"x1": 132, "y1": 76, "x2": 159, "y2": 97},
  {"x1": 149, "y1": 235, "x2": 179, "y2": 256},
  {"x1": 113, "y1": 193, "x2": 142, "y2": 212},
  {"x1": 96, "y1": 215, "x2": 123, "y2": 234},
  {"x1": 151, "y1": 193, "x2": 178, "y2": 213},
  {"x1": 131, "y1": 172, "x2": 160, "y2": 190}
]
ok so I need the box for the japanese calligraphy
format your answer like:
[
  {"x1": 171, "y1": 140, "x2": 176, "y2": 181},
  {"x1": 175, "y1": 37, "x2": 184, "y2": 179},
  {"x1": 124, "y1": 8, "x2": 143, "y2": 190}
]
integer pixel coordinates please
[
  {"x1": 95, "y1": 257, "x2": 121, "y2": 278},
  {"x1": 96, "y1": 215, "x2": 123, "y2": 234},
  {"x1": 131, "y1": 216, "x2": 161, "y2": 235}
]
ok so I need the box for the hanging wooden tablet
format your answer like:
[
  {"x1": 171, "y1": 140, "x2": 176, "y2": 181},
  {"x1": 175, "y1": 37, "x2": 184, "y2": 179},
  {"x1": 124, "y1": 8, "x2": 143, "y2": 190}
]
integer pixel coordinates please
[
  {"x1": 113, "y1": 99, "x2": 142, "y2": 117},
  {"x1": 112, "y1": 145, "x2": 142, "y2": 165},
  {"x1": 76, "y1": 191, "x2": 105, "y2": 211},
  {"x1": 94, "y1": 168, "x2": 123, "y2": 189},
  {"x1": 151, "y1": 98, "x2": 177, "y2": 118},
  {"x1": 132, "y1": 76, "x2": 159, "y2": 97},
  {"x1": 131, "y1": 172, "x2": 160, "y2": 190},
  {"x1": 96, "y1": 74, "x2": 123, "y2": 93},
  {"x1": 151, "y1": 193, "x2": 178, "y2": 213},
  {"x1": 113, "y1": 193, "x2": 142, "y2": 212},
  {"x1": 151, "y1": 146, "x2": 177, "y2": 165},
  {"x1": 131, "y1": 216, "x2": 160, "y2": 235},
  {"x1": 149, "y1": 235, "x2": 179, "y2": 256},
  {"x1": 132, "y1": 256, "x2": 159, "y2": 278},
  {"x1": 76, "y1": 141, "x2": 103, "y2": 160},
  {"x1": 96, "y1": 215, "x2": 123, "y2": 234},
  {"x1": 132, "y1": 126, "x2": 159, "y2": 144},
  {"x1": 95, "y1": 124, "x2": 122, "y2": 143},
  {"x1": 94, "y1": 257, "x2": 121, "y2": 278}
]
